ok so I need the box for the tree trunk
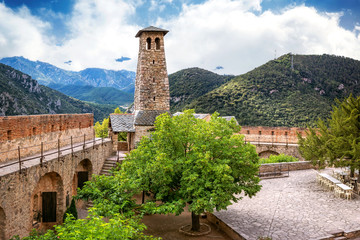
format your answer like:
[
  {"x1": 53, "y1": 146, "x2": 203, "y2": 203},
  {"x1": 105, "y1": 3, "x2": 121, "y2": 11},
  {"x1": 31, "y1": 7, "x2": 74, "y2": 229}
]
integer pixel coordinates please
[
  {"x1": 191, "y1": 212, "x2": 200, "y2": 231},
  {"x1": 350, "y1": 166, "x2": 355, "y2": 178}
]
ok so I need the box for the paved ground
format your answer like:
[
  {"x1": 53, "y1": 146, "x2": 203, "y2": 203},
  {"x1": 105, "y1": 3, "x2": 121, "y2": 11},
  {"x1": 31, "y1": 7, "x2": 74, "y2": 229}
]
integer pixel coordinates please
[{"x1": 215, "y1": 169, "x2": 360, "y2": 240}]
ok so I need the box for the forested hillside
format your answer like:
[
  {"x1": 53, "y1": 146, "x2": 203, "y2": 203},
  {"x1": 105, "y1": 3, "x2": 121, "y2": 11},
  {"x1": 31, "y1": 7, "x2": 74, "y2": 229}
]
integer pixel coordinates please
[
  {"x1": 0, "y1": 63, "x2": 115, "y2": 122},
  {"x1": 169, "y1": 67, "x2": 233, "y2": 112},
  {"x1": 185, "y1": 54, "x2": 360, "y2": 127},
  {"x1": 48, "y1": 84, "x2": 133, "y2": 106}
]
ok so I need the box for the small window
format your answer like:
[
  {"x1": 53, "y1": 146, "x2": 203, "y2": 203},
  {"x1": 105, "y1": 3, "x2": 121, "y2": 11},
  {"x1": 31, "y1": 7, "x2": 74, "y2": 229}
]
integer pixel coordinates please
[
  {"x1": 153, "y1": 60, "x2": 155, "y2": 64},
  {"x1": 259, "y1": 131, "x2": 262, "y2": 135},
  {"x1": 247, "y1": 130, "x2": 250, "y2": 134},
  {"x1": 7, "y1": 130, "x2": 11, "y2": 140},
  {"x1": 153, "y1": 97, "x2": 156, "y2": 101},
  {"x1": 33, "y1": 127, "x2": 36, "y2": 135},
  {"x1": 271, "y1": 131, "x2": 274, "y2": 135},
  {"x1": 51, "y1": 125, "x2": 54, "y2": 132},
  {"x1": 153, "y1": 77, "x2": 155, "y2": 83},
  {"x1": 146, "y1": 37, "x2": 151, "y2": 50},
  {"x1": 285, "y1": 132, "x2": 288, "y2": 136},
  {"x1": 155, "y1": 38, "x2": 160, "y2": 50},
  {"x1": 79, "y1": 122, "x2": 81, "y2": 129}
]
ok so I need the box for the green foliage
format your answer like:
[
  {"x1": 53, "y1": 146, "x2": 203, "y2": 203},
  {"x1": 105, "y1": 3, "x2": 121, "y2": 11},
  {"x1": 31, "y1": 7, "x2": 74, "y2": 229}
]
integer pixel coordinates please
[
  {"x1": 63, "y1": 198, "x2": 78, "y2": 222},
  {"x1": 10, "y1": 229, "x2": 57, "y2": 240},
  {"x1": 169, "y1": 67, "x2": 233, "y2": 112},
  {"x1": 76, "y1": 174, "x2": 139, "y2": 217},
  {"x1": 94, "y1": 118, "x2": 109, "y2": 138},
  {"x1": 114, "y1": 107, "x2": 122, "y2": 113},
  {"x1": 123, "y1": 109, "x2": 261, "y2": 219},
  {"x1": 298, "y1": 95, "x2": 360, "y2": 173},
  {"x1": 11, "y1": 210, "x2": 159, "y2": 240},
  {"x1": 260, "y1": 154, "x2": 298, "y2": 164},
  {"x1": 177, "y1": 54, "x2": 360, "y2": 127}
]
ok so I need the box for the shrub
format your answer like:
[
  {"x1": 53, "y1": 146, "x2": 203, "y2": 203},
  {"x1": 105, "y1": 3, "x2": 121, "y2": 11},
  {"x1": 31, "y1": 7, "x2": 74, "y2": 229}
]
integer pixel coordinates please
[
  {"x1": 63, "y1": 198, "x2": 78, "y2": 222},
  {"x1": 260, "y1": 154, "x2": 298, "y2": 164}
]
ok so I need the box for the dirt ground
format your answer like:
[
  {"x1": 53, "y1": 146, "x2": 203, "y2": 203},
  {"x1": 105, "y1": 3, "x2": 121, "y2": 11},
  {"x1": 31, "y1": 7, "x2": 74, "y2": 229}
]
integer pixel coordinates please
[{"x1": 142, "y1": 211, "x2": 232, "y2": 240}]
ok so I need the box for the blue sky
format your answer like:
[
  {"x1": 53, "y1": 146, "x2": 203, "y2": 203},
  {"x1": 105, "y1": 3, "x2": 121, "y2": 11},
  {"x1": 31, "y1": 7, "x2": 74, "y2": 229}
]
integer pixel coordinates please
[{"x1": 1, "y1": 0, "x2": 360, "y2": 74}]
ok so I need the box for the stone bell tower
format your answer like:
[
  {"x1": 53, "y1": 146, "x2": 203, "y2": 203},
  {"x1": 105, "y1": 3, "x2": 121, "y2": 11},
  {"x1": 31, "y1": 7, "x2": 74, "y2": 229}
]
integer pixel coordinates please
[
  {"x1": 132, "y1": 26, "x2": 170, "y2": 146},
  {"x1": 134, "y1": 26, "x2": 170, "y2": 111}
]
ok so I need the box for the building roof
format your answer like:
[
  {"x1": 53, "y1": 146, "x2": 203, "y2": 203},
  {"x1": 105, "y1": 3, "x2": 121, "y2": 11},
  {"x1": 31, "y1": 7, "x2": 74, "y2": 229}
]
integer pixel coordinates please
[
  {"x1": 134, "y1": 110, "x2": 170, "y2": 126},
  {"x1": 109, "y1": 114, "x2": 135, "y2": 132},
  {"x1": 221, "y1": 116, "x2": 239, "y2": 125},
  {"x1": 135, "y1": 26, "x2": 169, "y2": 37},
  {"x1": 193, "y1": 113, "x2": 211, "y2": 119}
]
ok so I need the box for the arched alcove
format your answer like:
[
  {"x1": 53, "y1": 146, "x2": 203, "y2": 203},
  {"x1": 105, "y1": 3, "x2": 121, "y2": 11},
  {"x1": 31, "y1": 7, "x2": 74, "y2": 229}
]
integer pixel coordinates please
[
  {"x1": 72, "y1": 159, "x2": 93, "y2": 209},
  {"x1": 146, "y1": 37, "x2": 151, "y2": 50},
  {"x1": 155, "y1": 37, "x2": 160, "y2": 50},
  {"x1": 0, "y1": 207, "x2": 6, "y2": 240},
  {"x1": 30, "y1": 172, "x2": 64, "y2": 231},
  {"x1": 259, "y1": 150, "x2": 279, "y2": 159}
]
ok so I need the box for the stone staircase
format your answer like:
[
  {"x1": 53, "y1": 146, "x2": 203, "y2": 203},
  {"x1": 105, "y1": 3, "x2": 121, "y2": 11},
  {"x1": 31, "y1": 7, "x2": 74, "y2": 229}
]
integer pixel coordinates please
[
  {"x1": 100, "y1": 151, "x2": 127, "y2": 176},
  {"x1": 86, "y1": 151, "x2": 128, "y2": 209}
]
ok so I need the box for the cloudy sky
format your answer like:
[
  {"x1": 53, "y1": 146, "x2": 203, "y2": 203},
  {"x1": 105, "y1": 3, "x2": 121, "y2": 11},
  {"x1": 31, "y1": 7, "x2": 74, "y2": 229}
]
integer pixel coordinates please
[{"x1": 1, "y1": 0, "x2": 360, "y2": 75}]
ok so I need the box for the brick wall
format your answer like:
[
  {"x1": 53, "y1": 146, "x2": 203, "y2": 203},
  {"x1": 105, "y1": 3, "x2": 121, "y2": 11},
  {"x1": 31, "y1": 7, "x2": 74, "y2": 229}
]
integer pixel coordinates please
[
  {"x1": 240, "y1": 126, "x2": 307, "y2": 144},
  {"x1": 0, "y1": 114, "x2": 94, "y2": 163}
]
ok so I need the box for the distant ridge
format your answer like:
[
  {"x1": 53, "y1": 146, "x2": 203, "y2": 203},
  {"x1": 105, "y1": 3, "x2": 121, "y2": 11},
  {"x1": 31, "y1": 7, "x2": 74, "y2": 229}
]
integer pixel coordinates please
[
  {"x1": 184, "y1": 54, "x2": 360, "y2": 127},
  {"x1": 0, "y1": 56, "x2": 135, "y2": 93},
  {"x1": 0, "y1": 63, "x2": 115, "y2": 122}
]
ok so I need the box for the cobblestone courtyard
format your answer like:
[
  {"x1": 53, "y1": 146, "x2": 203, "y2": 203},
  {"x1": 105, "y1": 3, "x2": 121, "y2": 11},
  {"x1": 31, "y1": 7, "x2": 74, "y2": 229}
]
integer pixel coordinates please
[{"x1": 215, "y1": 169, "x2": 360, "y2": 240}]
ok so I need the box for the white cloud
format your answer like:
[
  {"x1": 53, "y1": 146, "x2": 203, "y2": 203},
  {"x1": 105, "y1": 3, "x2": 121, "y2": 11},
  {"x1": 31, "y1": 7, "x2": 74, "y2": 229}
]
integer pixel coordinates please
[
  {"x1": 159, "y1": 0, "x2": 360, "y2": 74},
  {"x1": 0, "y1": 0, "x2": 360, "y2": 76},
  {"x1": 0, "y1": 3, "x2": 52, "y2": 61}
]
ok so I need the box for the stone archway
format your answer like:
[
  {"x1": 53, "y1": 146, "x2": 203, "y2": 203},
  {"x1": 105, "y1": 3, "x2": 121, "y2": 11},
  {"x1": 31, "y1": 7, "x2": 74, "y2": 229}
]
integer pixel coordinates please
[
  {"x1": 259, "y1": 150, "x2": 279, "y2": 159},
  {"x1": 71, "y1": 159, "x2": 93, "y2": 209},
  {"x1": 0, "y1": 207, "x2": 6, "y2": 240},
  {"x1": 30, "y1": 172, "x2": 64, "y2": 231}
]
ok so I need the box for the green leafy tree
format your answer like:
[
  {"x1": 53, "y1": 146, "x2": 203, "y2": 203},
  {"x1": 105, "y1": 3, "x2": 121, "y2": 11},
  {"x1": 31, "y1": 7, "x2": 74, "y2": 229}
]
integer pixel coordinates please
[
  {"x1": 94, "y1": 118, "x2": 109, "y2": 138},
  {"x1": 114, "y1": 107, "x2": 122, "y2": 113},
  {"x1": 298, "y1": 94, "x2": 360, "y2": 178},
  {"x1": 123, "y1": 110, "x2": 261, "y2": 231},
  {"x1": 11, "y1": 210, "x2": 159, "y2": 240}
]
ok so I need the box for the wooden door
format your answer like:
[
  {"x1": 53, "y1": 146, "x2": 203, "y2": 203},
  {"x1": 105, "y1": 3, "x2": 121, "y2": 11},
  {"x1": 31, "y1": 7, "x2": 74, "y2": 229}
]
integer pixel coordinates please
[
  {"x1": 42, "y1": 192, "x2": 57, "y2": 222},
  {"x1": 77, "y1": 171, "x2": 89, "y2": 190}
]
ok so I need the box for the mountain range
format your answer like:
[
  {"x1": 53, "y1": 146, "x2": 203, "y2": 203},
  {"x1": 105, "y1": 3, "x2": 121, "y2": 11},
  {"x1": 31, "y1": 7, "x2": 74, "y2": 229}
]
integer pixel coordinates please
[
  {"x1": 1, "y1": 54, "x2": 359, "y2": 127},
  {"x1": 0, "y1": 63, "x2": 116, "y2": 122},
  {"x1": 182, "y1": 54, "x2": 360, "y2": 127},
  {"x1": 0, "y1": 56, "x2": 135, "y2": 93}
]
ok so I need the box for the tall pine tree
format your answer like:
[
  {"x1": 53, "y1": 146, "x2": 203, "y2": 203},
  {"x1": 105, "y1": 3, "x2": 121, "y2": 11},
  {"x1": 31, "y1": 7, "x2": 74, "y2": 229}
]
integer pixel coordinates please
[{"x1": 298, "y1": 95, "x2": 360, "y2": 178}]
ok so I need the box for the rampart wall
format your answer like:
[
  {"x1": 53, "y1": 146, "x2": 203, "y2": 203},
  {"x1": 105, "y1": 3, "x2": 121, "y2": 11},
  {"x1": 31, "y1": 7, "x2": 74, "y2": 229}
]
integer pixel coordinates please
[
  {"x1": 0, "y1": 114, "x2": 94, "y2": 163},
  {"x1": 240, "y1": 126, "x2": 307, "y2": 144}
]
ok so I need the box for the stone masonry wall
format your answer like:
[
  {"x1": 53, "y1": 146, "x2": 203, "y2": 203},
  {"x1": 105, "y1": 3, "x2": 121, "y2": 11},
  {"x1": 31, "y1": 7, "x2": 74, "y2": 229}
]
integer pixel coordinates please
[
  {"x1": 133, "y1": 126, "x2": 153, "y2": 149},
  {"x1": 0, "y1": 114, "x2": 94, "y2": 163},
  {"x1": 0, "y1": 139, "x2": 113, "y2": 239},
  {"x1": 134, "y1": 31, "x2": 170, "y2": 111},
  {"x1": 240, "y1": 126, "x2": 307, "y2": 144},
  {"x1": 259, "y1": 161, "x2": 316, "y2": 173}
]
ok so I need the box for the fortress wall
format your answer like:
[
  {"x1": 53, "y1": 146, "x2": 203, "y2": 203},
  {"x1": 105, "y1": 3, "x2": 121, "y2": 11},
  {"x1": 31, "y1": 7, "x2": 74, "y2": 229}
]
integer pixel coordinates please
[
  {"x1": 0, "y1": 114, "x2": 94, "y2": 163},
  {"x1": 239, "y1": 126, "x2": 307, "y2": 144}
]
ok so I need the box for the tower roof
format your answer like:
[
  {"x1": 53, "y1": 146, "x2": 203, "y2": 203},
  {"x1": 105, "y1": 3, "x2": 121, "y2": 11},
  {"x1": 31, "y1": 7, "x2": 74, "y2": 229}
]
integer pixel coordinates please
[{"x1": 135, "y1": 26, "x2": 169, "y2": 37}]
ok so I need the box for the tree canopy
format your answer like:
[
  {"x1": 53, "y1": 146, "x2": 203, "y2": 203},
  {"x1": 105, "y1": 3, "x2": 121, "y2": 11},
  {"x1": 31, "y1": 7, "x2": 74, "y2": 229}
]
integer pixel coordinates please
[
  {"x1": 298, "y1": 94, "x2": 360, "y2": 177},
  {"x1": 123, "y1": 110, "x2": 261, "y2": 230}
]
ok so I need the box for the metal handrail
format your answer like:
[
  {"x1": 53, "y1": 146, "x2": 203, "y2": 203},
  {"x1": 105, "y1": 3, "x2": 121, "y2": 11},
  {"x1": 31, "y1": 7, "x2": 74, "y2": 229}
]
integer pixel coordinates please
[{"x1": 0, "y1": 134, "x2": 107, "y2": 172}]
